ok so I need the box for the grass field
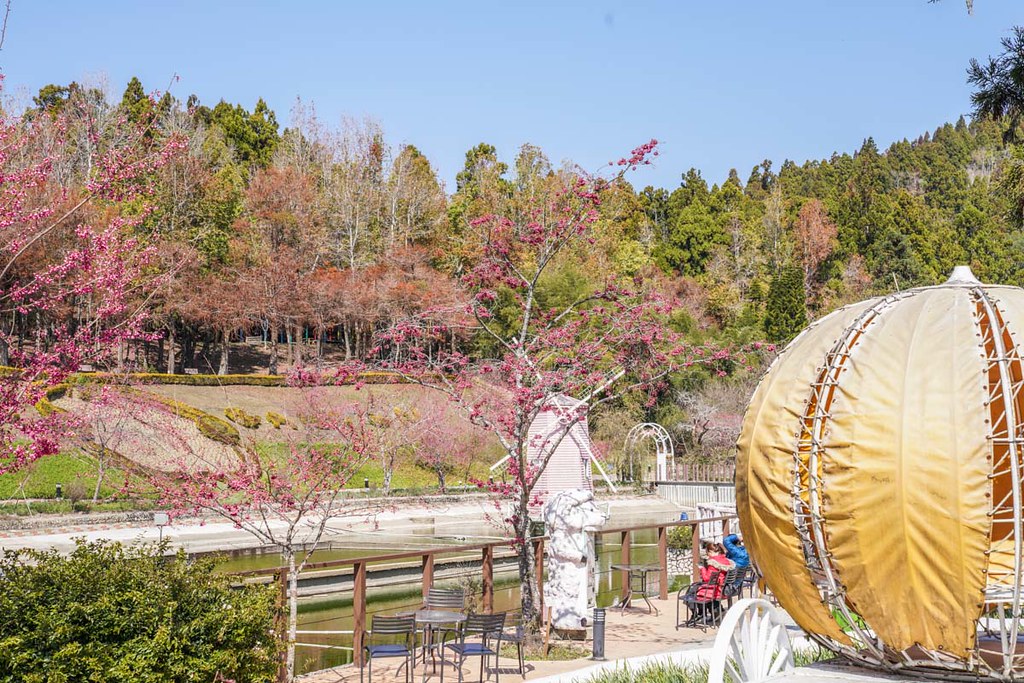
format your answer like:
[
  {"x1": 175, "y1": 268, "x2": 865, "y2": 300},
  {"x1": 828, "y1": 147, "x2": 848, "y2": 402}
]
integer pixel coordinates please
[
  {"x1": 254, "y1": 441, "x2": 500, "y2": 491},
  {"x1": 0, "y1": 439, "x2": 504, "y2": 516},
  {"x1": 0, "y1": 450, "x2": 129, "y2": 501}
]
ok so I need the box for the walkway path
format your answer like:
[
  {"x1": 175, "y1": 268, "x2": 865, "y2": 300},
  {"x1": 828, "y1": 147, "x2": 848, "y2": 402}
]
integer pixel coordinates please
[{"x1": 299, "y1": 597, "x2": 720, "y2": 683}]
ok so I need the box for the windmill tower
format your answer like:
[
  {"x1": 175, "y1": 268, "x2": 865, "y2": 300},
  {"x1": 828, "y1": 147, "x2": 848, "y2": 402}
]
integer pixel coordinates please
[{"x1": 491, "y1": 393, "x2": 616, "y2": 517}]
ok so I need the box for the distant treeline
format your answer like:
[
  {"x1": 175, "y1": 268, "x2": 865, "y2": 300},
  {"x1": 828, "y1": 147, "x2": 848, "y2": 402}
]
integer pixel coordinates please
[{"x1": 9, "y1": 76, "x2": 1023, "y2": 373}]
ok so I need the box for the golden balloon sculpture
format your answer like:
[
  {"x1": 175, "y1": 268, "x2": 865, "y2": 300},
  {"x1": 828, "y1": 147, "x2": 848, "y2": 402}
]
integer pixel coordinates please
[{"x1": 737, "y1": 266, "x2": 1024, "y2": 681}]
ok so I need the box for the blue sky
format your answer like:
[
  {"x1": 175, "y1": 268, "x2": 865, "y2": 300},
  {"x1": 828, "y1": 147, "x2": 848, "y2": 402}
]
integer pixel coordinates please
[{"x1": 1, "y1": 1, "x2": 1019, "y2": 190}]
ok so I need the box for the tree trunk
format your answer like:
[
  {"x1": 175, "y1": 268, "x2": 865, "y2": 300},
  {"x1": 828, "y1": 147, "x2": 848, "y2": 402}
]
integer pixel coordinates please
[
  {"x1": 0, "y1": 336, "x2": 9, "y2": 367},
  {"x1": 166, "y1": 326, "x2": 176, "y2": 375},
  {"x1": 343, "y1": 323, "x2": 352, "y2": 360},
  {"x1": 292, "y1": 324, "x2": 303, "y2": 366},
  {"x1": 515, "y1": 501, "x2": 540, "y2": 629},
  {"x1": 269, "y1": 324, "x2": 279, "y2": 375},
  {"x1": 92, "y1": 450, "x2": 106, "y2": 503},
  {"x1": 285, "y1": 548, "x2": 298, "y2": 683},
  {"x1": 382, "y1": 460, "x2": 394, "y2": 496},
  {"x1": 437, "y1": 469, "x2": 446, "y2": 493},
  {"x1": 218, "y1": 329, "x2": 230, "y2": 375}
]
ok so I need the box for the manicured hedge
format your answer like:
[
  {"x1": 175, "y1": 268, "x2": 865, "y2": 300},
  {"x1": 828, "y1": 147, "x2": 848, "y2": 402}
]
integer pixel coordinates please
[
  {"x1": 82, "y1": 370, "x2": 413, "y2": 386},
  {"x1": 128, "y1": 373, "x2": 287, "y2": 386},
  {"x1": 130, "y1": 390, "x2": 241, "y2": 447},
  {"x1": 266, "y1": 411, "x2": 288, "y2": 429},
  {"x1": 224, "y1": 407, "x2": 261, "y2": 429},
  {"x1": 34, "y1": 383, "x2": 70, "y2": 417}
]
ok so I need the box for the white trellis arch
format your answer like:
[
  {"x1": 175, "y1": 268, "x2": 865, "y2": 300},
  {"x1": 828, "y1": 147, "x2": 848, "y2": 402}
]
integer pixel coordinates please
[{"x1": 624, "y1": 422, "x2": 674, "y2": 481}]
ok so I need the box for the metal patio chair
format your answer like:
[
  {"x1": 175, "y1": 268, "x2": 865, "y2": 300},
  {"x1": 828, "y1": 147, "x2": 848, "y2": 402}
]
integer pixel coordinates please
[
  {"x1": 500, "y1": 611, "x2": 526, "y2": 679},
  {"x1": 440, "y1": 612, "x2": 507, "y2": 683},
  {"x1": 737, "y1": 565, "x2": 759, "y2": 599},
  {"x1": 422, "y1": 587, "x2": 467, "y2": 665},
  {"x1": 677, "y1": 568, "x2": 725, "y2": 631},
  {"x1": 361, "y1": 615, "x2": 417, "y2": 683}
]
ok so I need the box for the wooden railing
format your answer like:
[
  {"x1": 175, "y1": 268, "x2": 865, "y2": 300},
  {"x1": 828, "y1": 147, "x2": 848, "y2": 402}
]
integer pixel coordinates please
[
  {"x1": 234, "y1": 514, "x2": 736, "y2": 679},
  {"x1": 599, "y1": 514, "x2": 735, "y2": 601}
]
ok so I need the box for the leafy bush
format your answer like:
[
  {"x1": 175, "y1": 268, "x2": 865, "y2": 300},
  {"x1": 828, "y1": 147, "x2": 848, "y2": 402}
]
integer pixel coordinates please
[
  {"x1": 266, "y1": 411, "x2": 288, "y2": 429},
  {"x1": 225, "y1": 407, "x2": 262, "y2": 429},
  {"x1": 33, "y1": 383, "x2": 70, "y2": 417},
  {"x1": 667, "y1": 525, "x2": 693, "y2": 551},
  {"x1": 136, "y1": 391, "x2": 241, "y2": 446},
  {"x1": 0, "y1": 540, "x2": 279, "y2": 682},
  {"x1": 197, "y1": 415, "x2": 242, "y2": 445}
]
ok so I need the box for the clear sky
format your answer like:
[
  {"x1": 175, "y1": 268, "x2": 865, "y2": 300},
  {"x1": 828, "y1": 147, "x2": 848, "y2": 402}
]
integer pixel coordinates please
[{"x1": 1, "y1": 0, "x2": 1019, "y2": 191}]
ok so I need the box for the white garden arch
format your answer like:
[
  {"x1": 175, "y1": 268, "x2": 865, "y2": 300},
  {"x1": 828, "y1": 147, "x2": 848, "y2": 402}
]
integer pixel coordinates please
[{"x1": 623, "y1": 422, "x2": 674, "y2": 481}]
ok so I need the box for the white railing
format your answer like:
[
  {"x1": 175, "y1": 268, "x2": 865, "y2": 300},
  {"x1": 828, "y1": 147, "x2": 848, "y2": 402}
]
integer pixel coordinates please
[{"x1": 655, "y1": 480, "x2": 736, "y2": 508}]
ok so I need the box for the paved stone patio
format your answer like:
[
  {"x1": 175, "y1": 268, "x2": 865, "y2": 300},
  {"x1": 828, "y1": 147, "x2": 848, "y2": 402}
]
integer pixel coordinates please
[{"x1": 298, "y1": 597, "x2": 719, "y2": 682}]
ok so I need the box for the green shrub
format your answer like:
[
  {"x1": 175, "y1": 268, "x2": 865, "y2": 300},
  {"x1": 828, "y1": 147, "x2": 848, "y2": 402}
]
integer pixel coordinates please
[
  {"x1": 33, "y1": 383, "x2": 70, "y2": 417},
  {"x1": 197, "y1": 415, "x2": 241, "y2": 445},
  {"x1": 224, "y1": 407, "x2": 262, "y2": 429},
  {"x1": 266, "y1": 411, "x2": 288, "y2": 429},
  {"x1": 0, "y1": 539, "x2": 279, "y2": 682},
  {"x1": 128, "y1": 372, "x2": 287, "y2": 386},
  {"x1": 583, "y1": 659, "x2": 709, "y2": 683},
  {"x1": 667, "y1": 525, "x2": 693, "y2": 551},
  {"x1": 132, "y1": 391, "x2": 241, "y2": 446}
]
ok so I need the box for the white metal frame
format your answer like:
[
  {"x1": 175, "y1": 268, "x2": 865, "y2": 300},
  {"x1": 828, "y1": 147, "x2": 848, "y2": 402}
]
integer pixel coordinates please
[{"x1": 624, "y1": 422, "x2": 674, "y2": 481}]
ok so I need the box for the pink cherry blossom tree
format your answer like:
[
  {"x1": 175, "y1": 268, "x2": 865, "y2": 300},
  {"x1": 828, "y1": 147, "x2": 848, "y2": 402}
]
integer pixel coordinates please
[
  {"x1": 0, "y1": 75, "x2": 184, "y2": 474},
  {"x1": 413, "y1": 399, "x2": 488, "y2": 492},
  {"x1": 148, "y1": 381, "x2": 379, "y2": 683},
  {"x1": 375, "y1": 141, "x2": 744, "y2": 628}
]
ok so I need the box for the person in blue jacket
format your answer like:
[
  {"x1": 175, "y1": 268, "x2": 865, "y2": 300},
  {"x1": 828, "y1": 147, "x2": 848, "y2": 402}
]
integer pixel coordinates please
[{"x1": 723, "y1": 534, "x2": 750, "y2": 587}]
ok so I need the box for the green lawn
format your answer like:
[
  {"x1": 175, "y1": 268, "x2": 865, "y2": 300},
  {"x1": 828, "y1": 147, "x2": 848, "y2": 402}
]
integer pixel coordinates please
[
  {"x1": 0, "y1": 438, "x2": 503, "y2": 517},
  {"x1": 0, "y1": 450, "x2": 128, "y2": 501},
  {"x1": 253, "y1": 441, "x2": 498, "y2": 492}
]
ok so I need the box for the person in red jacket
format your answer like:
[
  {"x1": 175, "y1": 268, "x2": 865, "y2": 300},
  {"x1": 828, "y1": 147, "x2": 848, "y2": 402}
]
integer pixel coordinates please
[{"x1": 685, "y1": 542, "x2": 735, "y2": 625}]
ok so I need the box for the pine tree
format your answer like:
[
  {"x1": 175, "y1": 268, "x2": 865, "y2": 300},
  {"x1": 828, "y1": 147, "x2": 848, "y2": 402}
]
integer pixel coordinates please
[{"x1": 764, "y1": 266, "x2": 807, "y2": 343}]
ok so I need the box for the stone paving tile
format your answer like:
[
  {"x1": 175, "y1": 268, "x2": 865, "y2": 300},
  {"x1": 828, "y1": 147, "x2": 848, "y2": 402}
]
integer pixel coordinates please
[{"x1": 298, "y1": 597, "x2": 718, "y2": 683}]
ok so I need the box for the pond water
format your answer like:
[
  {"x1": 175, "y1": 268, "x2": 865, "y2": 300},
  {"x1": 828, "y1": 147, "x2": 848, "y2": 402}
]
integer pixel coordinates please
[{"x1": 212, "y1": 510, "x2": 682, "y2": 676}]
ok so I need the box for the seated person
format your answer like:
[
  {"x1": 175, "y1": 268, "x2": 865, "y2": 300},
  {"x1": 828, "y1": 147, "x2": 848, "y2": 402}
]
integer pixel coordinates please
[
  {"x1": 723, "y1": 533, "x2": 750, "y2": 587},
  {"x1": 685, "y1": 542, "x2": 735, "y2": 623}
]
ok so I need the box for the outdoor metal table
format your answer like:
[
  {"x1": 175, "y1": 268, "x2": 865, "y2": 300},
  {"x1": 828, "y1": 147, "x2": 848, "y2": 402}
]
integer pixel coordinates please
[
  {"x1": 410, "y1": 609, "x2": 466, "y2": 677},
  {"x1": 611, "y1": 563, "x2": 661, "y2": 615}
]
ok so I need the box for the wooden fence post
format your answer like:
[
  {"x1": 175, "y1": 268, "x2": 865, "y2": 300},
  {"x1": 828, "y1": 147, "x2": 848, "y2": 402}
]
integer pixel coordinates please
[
  {"x1": 422, "y1": 553, "x2": 434, "y2": 603},
  {"x1": 658, "y1": 525, "x2": 668, "y2": 600},
  {"x1": 620, "y1": 530, "x2": 631, "y2": 604},
  {"x1": 722, "y1": 517, "x2": 731, "y2": 538},
  {"x1": 352, "y1": 561, "x2": 367, "y2": 667},
  {"x1": 482, "y1": 546, "x2": 494, "y2": 613},
  {"x1": 691, "y1": 522, "x2": 701, "y2": 585}
]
